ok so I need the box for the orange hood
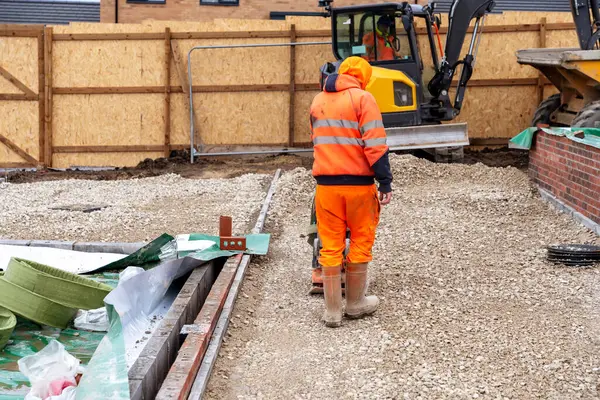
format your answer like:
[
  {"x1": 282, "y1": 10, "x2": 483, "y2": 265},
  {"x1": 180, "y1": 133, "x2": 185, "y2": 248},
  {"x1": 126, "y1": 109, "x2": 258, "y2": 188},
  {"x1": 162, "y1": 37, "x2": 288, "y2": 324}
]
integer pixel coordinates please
[{"x1": 339, "y1": 56, "x2": 372, "y2": 90}]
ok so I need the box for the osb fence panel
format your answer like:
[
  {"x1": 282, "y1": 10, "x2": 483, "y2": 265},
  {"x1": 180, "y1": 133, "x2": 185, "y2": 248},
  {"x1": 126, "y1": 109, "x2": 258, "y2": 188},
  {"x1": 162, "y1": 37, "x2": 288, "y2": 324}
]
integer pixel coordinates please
[
  {"x1": 0, "y1": 13, "x2": 584, "y2": 168},
  {"x1": 0, "y1": 34, "x2": 41, "y2": 167},
  {"x1": 53, "y1": 40, "x2": 165, "y2": 87},
  {"x1": 170, "y1": 92, "x2": 290, "y2": 146}
]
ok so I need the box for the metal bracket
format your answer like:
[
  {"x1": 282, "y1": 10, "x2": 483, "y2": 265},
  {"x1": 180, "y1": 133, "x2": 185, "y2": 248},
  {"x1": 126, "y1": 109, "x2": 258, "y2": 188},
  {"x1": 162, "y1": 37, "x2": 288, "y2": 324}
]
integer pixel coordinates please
[{"x1": 219, "y1": 216, "x2": 246, "y2": 251}]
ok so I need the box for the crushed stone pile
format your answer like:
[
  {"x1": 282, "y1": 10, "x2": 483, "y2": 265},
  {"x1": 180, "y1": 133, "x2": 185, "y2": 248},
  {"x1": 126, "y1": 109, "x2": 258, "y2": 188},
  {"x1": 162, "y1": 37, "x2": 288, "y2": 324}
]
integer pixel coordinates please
[
  {"x1": 206, "y1": 154, "x2": 600, "y2": 400},
  {"x1": 0, "y1": 173, "x2": 269, "y2": 242}
]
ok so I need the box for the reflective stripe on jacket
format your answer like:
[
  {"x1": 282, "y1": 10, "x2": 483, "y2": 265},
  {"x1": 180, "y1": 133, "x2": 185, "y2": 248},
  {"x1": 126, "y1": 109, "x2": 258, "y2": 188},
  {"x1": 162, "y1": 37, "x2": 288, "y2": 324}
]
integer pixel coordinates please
[{"x1": 310, "y1": 73, "x2": 393, "y2": 193}]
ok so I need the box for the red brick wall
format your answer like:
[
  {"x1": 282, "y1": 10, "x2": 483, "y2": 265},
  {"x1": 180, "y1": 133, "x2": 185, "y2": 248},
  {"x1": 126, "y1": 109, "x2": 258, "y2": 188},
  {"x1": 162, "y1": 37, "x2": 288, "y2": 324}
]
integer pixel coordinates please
[
  {"x1": 529, "y1": 131, "x2": 600, "y2": 224},
  {"x1": 101, "y1": 0, "x2": 428, "y2": 24}
]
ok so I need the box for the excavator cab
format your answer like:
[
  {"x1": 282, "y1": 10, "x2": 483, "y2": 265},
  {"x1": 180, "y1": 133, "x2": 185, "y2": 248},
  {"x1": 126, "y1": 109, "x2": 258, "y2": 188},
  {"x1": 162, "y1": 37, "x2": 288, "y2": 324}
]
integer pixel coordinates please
[
  {"x1": 319, "y1": 1, "x2": 495, "y2": 128},
  {"x1": 322, "y1": 3, "x2": 436, "y2": 127}
]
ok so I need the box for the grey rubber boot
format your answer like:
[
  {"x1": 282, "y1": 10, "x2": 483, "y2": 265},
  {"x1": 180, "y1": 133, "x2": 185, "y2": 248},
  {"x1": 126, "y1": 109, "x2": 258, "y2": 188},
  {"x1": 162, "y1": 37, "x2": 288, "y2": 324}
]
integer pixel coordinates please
[
  {"x1": 321, "y1": 265, "x2": 343, "y2": 328},
  {"x1": 345, "y1": 263, "x2": 379, "y2": 319}
]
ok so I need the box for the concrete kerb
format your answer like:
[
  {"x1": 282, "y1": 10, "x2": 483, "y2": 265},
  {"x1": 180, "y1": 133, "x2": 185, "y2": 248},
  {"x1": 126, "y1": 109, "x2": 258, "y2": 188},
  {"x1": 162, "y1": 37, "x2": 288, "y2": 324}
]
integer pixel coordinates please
[
  {"x1": 538, "y1": 188, "x2": 600, "y2": 236},
  {"x1": 0, "y1": 239, "x2": 147, "y2": 254}
]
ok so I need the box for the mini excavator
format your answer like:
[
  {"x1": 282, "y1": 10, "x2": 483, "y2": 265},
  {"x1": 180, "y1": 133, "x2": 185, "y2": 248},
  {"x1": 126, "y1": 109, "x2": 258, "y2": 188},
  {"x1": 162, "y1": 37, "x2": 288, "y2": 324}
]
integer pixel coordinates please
[{"x1": 308, "y1": 0, "x2": 496, "y2": 294}]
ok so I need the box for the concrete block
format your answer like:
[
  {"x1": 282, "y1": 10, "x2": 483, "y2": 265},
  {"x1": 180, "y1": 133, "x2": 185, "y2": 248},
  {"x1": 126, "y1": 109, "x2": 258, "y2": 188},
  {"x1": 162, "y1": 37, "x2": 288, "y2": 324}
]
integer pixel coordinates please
[
  {"x1": 0, "y1": 239, "x2": 31, "y2": 247},
  {"x1": 139, "y1": 336, "x2": 169, "y2": 363},
  {"x1": 129, "y1": 379, "x2": 144, "y2": 400},
  {"x1": 128, "y1": 355, "x2": 155, "y2": 381},
  {"x1": 29, "y1": 240, "x2": 75, "y2": 250},
  {"x1": 72, "y1": 241, "x2": 146, "y2": 254},
  {"x1": 163, "y1": 302, "x2": 189, "y2": 326}
]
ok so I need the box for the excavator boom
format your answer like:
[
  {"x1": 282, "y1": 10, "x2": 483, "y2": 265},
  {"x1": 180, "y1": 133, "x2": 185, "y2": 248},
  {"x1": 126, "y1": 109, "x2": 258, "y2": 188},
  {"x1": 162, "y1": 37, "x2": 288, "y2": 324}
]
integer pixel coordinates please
[
  {"x1": 427, "y1": 0, "x2": 495, "y2": 115},
  {"x1": 570, "y1": 0, "x2": 600, "y2": 50}
]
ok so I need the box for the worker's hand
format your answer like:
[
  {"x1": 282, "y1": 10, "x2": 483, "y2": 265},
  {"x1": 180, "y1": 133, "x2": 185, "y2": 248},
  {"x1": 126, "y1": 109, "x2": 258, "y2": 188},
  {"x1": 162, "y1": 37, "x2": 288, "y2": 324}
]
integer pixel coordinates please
[{"x1": 379, "y1": 191, "x2": 392, "y2": 205}]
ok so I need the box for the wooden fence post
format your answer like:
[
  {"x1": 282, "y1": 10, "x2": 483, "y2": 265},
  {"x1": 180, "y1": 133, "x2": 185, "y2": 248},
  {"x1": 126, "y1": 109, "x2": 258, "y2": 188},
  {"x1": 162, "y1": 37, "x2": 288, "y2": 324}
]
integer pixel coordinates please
[
  {"x1": 171, "y1": 39, "x2": 202, "y2": 151},
  {"x1": 288, "y1": 24, "x2": 297, "y2": 147},
  {"x1": 164, "y1": 27, "x2": 171, "y2": 158},
  {"x1": 44, "y1": 26, "x2": 53, "y2": 167},
  {"x1": 537, "y1": 17, "x2": 547, "y2": 105},
  {"x1": 37, "y1": 29, "x2": 45, "y2": 166}
]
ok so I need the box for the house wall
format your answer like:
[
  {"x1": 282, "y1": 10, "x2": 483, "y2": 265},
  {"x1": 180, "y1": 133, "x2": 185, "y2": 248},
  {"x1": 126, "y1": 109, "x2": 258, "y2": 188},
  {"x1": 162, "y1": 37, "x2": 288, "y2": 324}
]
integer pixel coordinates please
[{"x1": 101, "y1": 0, "x2": 428, "y2": 24}]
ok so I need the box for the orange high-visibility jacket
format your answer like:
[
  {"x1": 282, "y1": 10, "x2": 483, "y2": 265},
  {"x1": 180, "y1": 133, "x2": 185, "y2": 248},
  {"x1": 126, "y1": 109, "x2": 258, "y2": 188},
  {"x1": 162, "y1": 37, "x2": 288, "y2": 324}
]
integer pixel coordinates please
[
  {"x1": 309, "y1": 73, "x2": 393, "y2": 193},
  {"x1": 363, "y1": 31, "x2": 395, "y2": 61}
]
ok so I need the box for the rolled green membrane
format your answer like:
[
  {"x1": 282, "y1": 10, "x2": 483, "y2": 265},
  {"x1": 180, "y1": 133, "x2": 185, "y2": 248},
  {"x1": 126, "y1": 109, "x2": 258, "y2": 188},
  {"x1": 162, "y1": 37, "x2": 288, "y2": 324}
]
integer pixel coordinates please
[
  {"x1": 0, "y1": 307, "x2": 16, "y2": 350},
  {"x1": 0, "y1": 278, "x2": 78, "y2": 329},
  {"x1": 4, "y1": 258, "x2": 112, "y2": 310}
]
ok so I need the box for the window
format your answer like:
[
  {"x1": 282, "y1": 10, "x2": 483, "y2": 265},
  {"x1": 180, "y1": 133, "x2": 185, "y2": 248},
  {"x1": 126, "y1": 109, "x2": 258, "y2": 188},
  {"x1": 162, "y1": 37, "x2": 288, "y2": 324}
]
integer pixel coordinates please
[
  {"x1": 334, "y1": 11, "x2": 414, "y2": 63},
  {"x1": 200, "y1": 0, "x2": 239, "y2": 5}
]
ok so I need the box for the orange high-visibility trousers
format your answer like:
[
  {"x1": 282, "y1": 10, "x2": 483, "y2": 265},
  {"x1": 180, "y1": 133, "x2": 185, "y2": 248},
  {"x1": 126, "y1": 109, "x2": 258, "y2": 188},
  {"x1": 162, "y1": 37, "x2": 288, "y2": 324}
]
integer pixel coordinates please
[{"x1": 315, "y1": 184, "x2": 381, "y2": 268}]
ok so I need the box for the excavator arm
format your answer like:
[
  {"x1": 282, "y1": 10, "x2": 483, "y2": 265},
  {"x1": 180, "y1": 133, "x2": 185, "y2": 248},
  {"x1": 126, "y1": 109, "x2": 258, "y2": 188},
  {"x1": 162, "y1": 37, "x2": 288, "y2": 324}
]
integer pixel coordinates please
[
  {"x1": 570, "y1": 0, "x2": 600, "y2": 50},
  {"x1": 427, "y1": 0, "x2": 495, "y2": 115}
]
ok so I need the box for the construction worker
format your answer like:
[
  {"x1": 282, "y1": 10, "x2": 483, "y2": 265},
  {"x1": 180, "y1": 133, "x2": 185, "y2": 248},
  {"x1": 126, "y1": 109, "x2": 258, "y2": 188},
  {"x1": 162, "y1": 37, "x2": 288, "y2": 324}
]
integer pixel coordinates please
[
  {"x1": 363, "y1": 15, "x2": 397, "y2": 61},
  {"x1": 309, "y1": 56, "x2": 393, "y2": 328}
]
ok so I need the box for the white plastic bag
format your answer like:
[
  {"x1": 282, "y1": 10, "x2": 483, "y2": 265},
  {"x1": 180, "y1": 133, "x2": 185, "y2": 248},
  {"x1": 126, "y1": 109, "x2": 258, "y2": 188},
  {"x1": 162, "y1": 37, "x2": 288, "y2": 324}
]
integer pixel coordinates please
[
  {"x1": 18, "y1": 340, "x2": 84, "y2": 400},
  {"x1": 118, "y1": 266, "x2": 145, "y2": 283},
  {"x1": 74, "y1": 308, "x2": 109, "y2": 332}
]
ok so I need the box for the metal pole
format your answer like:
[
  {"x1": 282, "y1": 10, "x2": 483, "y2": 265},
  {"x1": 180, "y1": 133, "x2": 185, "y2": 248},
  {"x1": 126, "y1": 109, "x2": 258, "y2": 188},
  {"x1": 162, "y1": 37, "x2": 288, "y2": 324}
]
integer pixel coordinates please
[
  {"x1": 194, "y1": 148, "x2": 314, "y2": 157},
  {"x1": 467, "y1": 18, "x2": 481, "y2": 55},
  {"x1": 186, "y1": 41, "x2": 330, "y2": 163},
  {"x1": 187, "y1": 49, "x2": 194, "y2": 163},
  {"x1": 472, "y1": 15, "x2": 486, "y2": 68}
]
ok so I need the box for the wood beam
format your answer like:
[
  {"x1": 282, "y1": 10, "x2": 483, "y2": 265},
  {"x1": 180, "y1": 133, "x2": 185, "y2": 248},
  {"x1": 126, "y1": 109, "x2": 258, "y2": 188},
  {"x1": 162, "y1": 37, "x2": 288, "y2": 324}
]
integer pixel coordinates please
[
  {"x1": 53, "y1": 32, "x2": 164, "y2": 41},
  {"x1": 538, "y1": 18, "x2": 548, "y2": 105},
  {"x1": 171, "y1": 39, "x2": 202, "y2": 149},
  {"x1": 171, "y1": 31, "x2": 290, "y2": 39},
  {"x1": 0, "y1": 133, "x2": 39, "y2": 165},
  {"x1": 44, "y1": 27, "x2": 54, "y2": 167},
  {"x1": 0, "y1": 94, "x2": 37, "y2": 100},
  {"x1": 164, "y1": 27, "x2": 171, "y2": 158},
  {"x1": 49, "y1": 78, "x2": 553, "y2": 97},
  {"x1": 0, "y1": 65, "x2": 37, "y2": 97},
  {"x1": 53, "y1": 145, "x2": 164, "y2": 153},
  {"x1": 288, "y1": 24, "x2": 297, "y2": 147},
  {"x1": 0, "y1": 162, "x2": 35, "y2": 168}
]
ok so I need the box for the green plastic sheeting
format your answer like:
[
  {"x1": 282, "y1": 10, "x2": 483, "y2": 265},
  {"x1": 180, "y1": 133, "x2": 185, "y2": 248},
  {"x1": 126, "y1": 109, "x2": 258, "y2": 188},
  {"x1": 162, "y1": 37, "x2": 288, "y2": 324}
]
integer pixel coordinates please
[
  {"x1": 0, "y1": 274, "x2": 118, "y2": 399},
  {"x1": 86, "y1": 233, "x2": 175, "y2": 274},
  {"x1": 510, "y1": 127, "x2": 600, "y2": 150},
  {"x1": 0, "y1": 319, "x2": 106, "y2": 399},
  {"x1": 76, "y1": 233, "x2": 271, "y2": 399},
  {"x1": 75, "y1": 306, "x2": 128, "y2": 400},
  {"x1": 0, "y1": 232, "x2": 271, "y2": 399}
]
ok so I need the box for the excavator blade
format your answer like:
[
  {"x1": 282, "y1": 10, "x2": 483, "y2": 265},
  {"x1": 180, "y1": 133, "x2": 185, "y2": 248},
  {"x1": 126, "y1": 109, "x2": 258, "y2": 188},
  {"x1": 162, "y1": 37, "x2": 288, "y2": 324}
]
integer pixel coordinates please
[{"x1": 385, "y1": 122, "x2": 469, "y2": 151}]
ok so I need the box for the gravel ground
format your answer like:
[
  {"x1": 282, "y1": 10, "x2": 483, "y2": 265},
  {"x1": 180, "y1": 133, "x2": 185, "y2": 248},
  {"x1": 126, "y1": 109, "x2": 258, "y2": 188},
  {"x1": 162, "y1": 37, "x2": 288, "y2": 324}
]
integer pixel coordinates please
[
  {"x1": 0, "y1": 173, "x2": 269, "y2": 242},
  {"x1": 205, "y1": 154, "x2": 600, "y2": 400}
]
